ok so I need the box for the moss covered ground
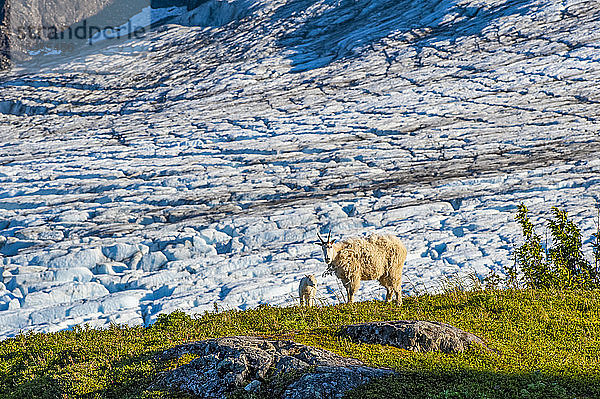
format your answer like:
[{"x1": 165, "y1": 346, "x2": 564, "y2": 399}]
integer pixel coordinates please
[{"x1": 1, "y1": 289, "x2": 599, "y2": 398}]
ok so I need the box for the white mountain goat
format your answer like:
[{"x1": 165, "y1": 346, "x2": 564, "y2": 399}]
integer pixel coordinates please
[
  {"x1": 298, "y1": 274, "x2": 317, "y2": 306},
  {"x1": 317, "y1": 231, "x2": 407, "y2": 305}
]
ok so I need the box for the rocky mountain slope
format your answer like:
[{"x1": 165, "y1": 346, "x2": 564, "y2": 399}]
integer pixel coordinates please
[{"x1": 1, "y1": 0, "x2": 599, "y2": 339}]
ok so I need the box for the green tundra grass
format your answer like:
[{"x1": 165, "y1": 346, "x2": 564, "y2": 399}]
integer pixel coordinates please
[{"x1": 1, "y1": 289, "x2": 599, "y2": 398}]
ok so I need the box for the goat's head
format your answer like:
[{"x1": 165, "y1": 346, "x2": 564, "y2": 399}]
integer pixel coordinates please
[
  {"x1": 305, "y1": 274, "x2": 317, "y2": 286},
  {"x1": 317, "y1": 231, "x2": 336, "y2": 265}
]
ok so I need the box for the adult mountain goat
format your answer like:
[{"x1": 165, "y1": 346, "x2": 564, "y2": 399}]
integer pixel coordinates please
[{"x1": 318, "y1": 231, "x2": 407, "y2": 305}]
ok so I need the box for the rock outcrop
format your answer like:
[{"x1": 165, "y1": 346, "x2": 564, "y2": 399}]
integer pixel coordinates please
[
  {"x1": 0, "y1": 0, "x2": 10, "y2": 69},
  {"x1": 0, "y1": 0, "x2": 116, "y2": 66},
  {"x1": 340, "y1": 320, "x2": 490, "y2": 353},
  {"x1": 0, "y1": 0, "x2": 200, "y2": 68},
  {"x1": 153, "y1": 336, "x2": 394, "y2": 399}
]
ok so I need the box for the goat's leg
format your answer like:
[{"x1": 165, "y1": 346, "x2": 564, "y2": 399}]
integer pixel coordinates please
[
  {"x1": 394, "y1": 286, "x2": 402, "y2": 306},
  {"x1": 385, "y1": 286, "x2": 393, "y2": 302},
  {"x1": 347, "y1": 278, "x2": 360, "y2": 303}
]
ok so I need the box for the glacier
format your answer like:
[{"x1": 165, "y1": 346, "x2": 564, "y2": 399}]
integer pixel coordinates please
[{"x1": 0, "y1": 0, "x2": 600, "y2": 339}]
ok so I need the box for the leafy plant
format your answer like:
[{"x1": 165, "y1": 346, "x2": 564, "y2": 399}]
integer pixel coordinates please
[
  {"x1": 514, "y1": 203, "x2": 552, "y2": 288},
  {"x1": 513, "y1": 203, "x2": 600, "y2": 289},
  {"x1": 593, "y1": 203, "x2": 600, "y2": 275}
]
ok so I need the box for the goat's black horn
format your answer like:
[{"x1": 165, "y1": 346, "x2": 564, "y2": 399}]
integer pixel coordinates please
[{"x1": 317, "y1": 232, "x2": 325, "y2": 243}]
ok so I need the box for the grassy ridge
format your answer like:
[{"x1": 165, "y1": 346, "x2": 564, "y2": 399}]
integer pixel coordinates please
[{"x1": 1, "y1": 289, "x2": 599, "y2": 398}]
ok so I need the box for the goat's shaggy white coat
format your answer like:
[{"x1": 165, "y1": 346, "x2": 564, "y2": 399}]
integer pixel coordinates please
[
  {"x1": 298, "y1": 274, "x2": 317, "y2": 306},
  {"x1": 319, "y1": 234, "x2": 407, "y2": 304}
]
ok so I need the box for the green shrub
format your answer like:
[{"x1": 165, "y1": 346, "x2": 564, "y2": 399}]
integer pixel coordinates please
[
  {"x1": 153, "y1": 310, "x2": 193, "y2": 330},
  {"x1": 513, "y1": 203, "x2": 600, "y2": 289}
]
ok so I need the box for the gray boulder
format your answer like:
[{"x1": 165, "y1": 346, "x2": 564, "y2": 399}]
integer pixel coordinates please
[
  {"x1": 282, "y1": 365, "x2": 390, "y2": 399},
  {"x1": 152, "y1": 336, "x2": 394, "y2": 399},
  {"x1": 340, "y1": 320, "x2": 490, "y2": 353}
]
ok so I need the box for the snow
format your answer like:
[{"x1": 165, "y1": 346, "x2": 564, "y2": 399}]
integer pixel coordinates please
[{"x1": 1, "y1": 0, "x2": 600, "y2": 339}]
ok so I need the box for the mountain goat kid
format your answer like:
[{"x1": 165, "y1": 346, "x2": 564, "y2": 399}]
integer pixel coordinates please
[
  {"x1": 298, "y1": 274, "x2": 317, "y2": 306},
  {"x1": 318, "y1": 232, "x2": 407, "y2": 305}
]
